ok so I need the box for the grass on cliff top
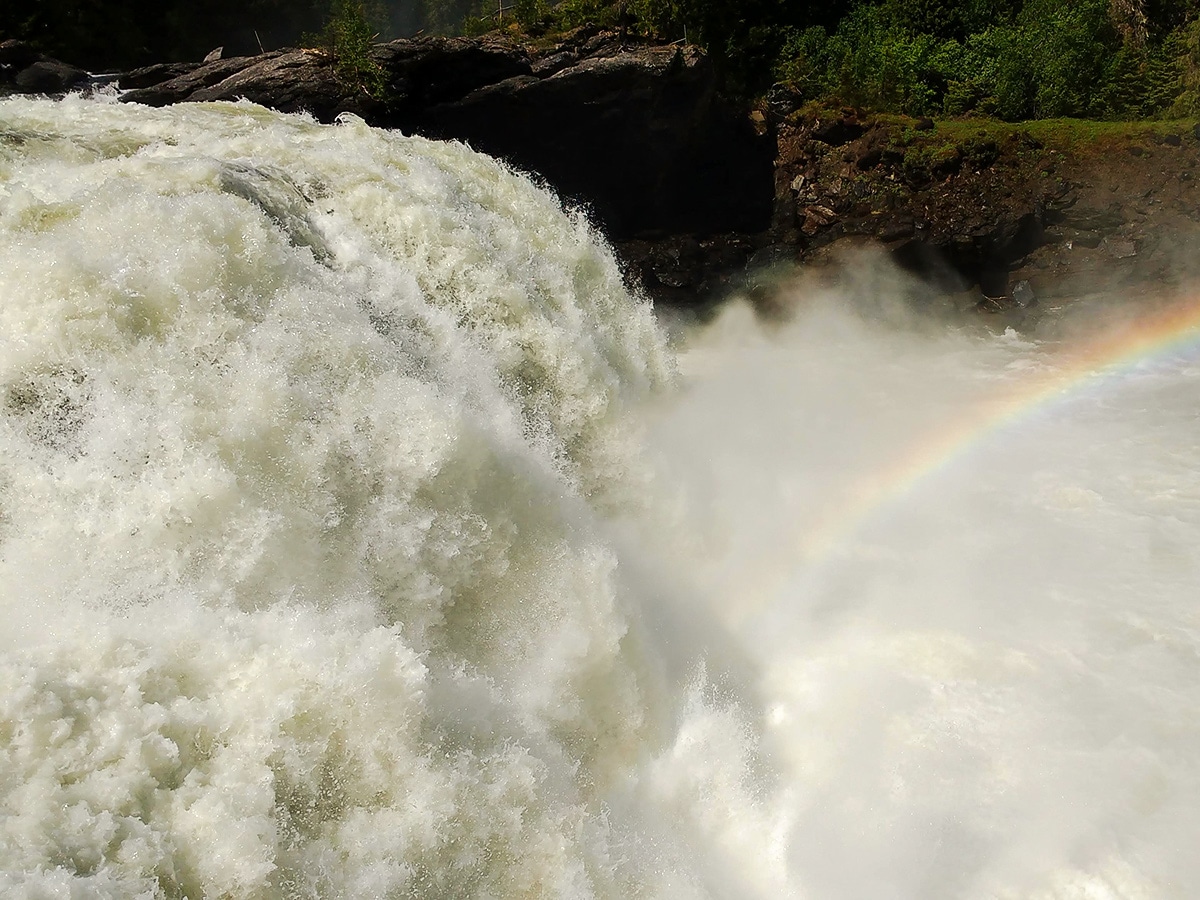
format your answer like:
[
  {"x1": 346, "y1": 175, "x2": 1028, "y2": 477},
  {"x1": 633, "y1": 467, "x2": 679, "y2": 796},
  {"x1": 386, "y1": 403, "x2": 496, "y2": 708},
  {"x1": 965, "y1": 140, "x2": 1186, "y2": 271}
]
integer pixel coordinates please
[
  {"x1": 797, "y1": 101, "x2": 1197, "y2": 149},
  {"x1": 910, "y1": 116, "x2": 1200, "y2": 154},
  {"x1": 788, "y1": 103, "x2": 1200, "y2": 184}
]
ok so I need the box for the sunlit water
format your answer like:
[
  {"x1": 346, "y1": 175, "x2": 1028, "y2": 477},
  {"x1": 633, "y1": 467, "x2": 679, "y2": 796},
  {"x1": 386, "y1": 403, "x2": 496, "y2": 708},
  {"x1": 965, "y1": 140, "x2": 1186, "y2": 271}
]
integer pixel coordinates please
[{"x1": 1, "y1": 96, "x2": 1198, "y2": 899}]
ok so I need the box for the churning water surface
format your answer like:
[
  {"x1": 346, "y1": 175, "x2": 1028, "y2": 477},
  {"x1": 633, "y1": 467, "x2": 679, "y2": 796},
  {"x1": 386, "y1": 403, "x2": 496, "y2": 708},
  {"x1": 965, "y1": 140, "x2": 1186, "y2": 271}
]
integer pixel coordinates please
[{"x1": 1, "y1": 95, "x2": 1198, "y2": 899}]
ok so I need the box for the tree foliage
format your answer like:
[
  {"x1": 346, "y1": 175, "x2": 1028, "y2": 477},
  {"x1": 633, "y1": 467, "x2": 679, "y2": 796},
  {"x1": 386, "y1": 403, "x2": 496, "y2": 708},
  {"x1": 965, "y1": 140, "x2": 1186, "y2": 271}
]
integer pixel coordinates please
[
  {"x1": 304, "y1": 0, "x2": 387, "y2": 97},
  {"x1": 6, "y1": 0, "x2": 1200, "y2": 120},
  {"x1": 769, "y1": 0, "x2": 1200, "y2": 119},
  {"x1": 514, "y1": 0, "x2": 1200, "y2": 116}
]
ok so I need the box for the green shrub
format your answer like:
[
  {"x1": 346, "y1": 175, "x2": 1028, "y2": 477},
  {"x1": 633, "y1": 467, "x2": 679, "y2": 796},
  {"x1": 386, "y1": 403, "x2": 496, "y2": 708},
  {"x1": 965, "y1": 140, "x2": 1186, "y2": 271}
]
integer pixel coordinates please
[
  {"x1": 768, "y1": 0, "x2": 1200, "y2": 120},
  {"x1": 956, "y1": 25, "x2": 1037, "y2": 119},
  {"x1": 776, "y1": 5, "x2": 964, "y2": 114},
  {"x1": 18, "y1": 0, "x2": 1200, "y2": 118},
  {"x1": 1167, "y1": 18, "x2": 1200, "y2": 113},
  {"x1": 775, "y1": 26, "x2": 836, "y2": 101},
  {"x1": 1026, "y1": 0, "x2": 1115, "y2": 116},
  {"x1": 514, "y1": 0, "x2": 554, "y2": 30},
  {"x1": 549, "y1": 0, "x2": 623, "y2": 29},
  {"x1": 307, "y1": 0, "x2": 387, "y2": 97}
]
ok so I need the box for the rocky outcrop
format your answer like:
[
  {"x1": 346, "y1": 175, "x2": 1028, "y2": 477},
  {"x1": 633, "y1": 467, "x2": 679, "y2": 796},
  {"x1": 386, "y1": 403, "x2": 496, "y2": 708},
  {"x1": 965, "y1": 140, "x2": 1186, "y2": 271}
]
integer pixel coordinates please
[
  {"x1": 1, "y1": 41, "x2": 88, "y2": 95},
  {"x1": 119, "y1": 50, "x2": 364, "y2": 120},
  {"x1": 749, "y1": 106, "x2": 1200, "y2": 319},
  {"x1": 402, "y1": 38, "x2": 773, "y2": 238},
  {"x1": 602, "y1": 103, "x2": 1200, "y2": 311},
  {"x1": 768, "y1": 111, "x2": 1057, "y2": 297},
  {"x1": 113, "y1": 31, "x2": 773, "y2": 245},
  {"x1": 373, "y1": 36, "x2": 533, "y2": 114}
]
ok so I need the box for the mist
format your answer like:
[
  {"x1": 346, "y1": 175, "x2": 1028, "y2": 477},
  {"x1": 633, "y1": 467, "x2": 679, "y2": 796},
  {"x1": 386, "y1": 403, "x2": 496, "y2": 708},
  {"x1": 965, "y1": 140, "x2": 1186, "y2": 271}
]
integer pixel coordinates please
[{"x1": 638, "y1": 252, "x2": 1200, "y2": 897}]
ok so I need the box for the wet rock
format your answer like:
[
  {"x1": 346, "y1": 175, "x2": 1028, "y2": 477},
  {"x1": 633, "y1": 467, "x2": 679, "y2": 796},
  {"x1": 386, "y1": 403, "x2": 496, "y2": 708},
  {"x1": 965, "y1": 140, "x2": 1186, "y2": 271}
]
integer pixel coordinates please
[
  {"x1": 117, "y1": 62, "x2": 202, "y2": 90},
  {"x1": 1060, "y1": 204, "x2": 1126, "y2": 231},
  {"x1": 120, "y1": 53, "x2": 285, "y2": 105},
  {"x1": 14, "y1": 59, "x2": 89, "y2": 93},
  {"x1": 372, "y1": 36, "x2": 532, "y2": 111},
  {"x1": 531, "y1": 51, "x2": 575, "y2": 77},
  {"x1": 616, "y1": 233, "x2": 756, "y2": 303},
  {"x1": 1, "y1": 41, "x2": 88, "y2": 94},
  {"x1": 879, "y1": 219, "x2": 915, "y2": 242},
  {"x1": 1103, "y1": 237, "x2": 1137, "y2": 259},
  {"x1": 800, "y1": 205, "x2": 838, "y2": 237},
  {"x1": 186, "y1": 51, "x2": 363, "y2": 121},
  {"x1": 1044, "y1": 191, "x2": 1079, "y2": 218},
  {"x1": 1012, "y1": 279, "x2": 1037, "y2": 308},
  {"x1": 411, "y1": 42, "x2": 773, "y2": 237}
]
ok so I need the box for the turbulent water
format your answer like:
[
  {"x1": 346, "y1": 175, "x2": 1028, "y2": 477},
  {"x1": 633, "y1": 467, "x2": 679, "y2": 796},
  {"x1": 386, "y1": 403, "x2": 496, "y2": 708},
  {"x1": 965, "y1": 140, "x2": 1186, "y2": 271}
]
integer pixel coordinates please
[{"x1": 1, "y1": 96, "x2": 1198, "y2": 899}]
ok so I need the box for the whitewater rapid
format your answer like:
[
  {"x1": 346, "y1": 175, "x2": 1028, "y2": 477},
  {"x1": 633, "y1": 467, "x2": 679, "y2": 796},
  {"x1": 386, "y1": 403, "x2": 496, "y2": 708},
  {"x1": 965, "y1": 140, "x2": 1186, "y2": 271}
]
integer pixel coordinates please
[{"x1": 1, "y1": 96, "x2": 1198, "y2": 899}]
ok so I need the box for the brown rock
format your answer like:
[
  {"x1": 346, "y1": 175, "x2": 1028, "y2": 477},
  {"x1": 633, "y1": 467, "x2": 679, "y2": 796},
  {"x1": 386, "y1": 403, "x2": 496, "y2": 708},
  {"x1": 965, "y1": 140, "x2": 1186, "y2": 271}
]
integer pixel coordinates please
[{"x1": 120, "y1": 54, "x2": 284, "y2": 105}]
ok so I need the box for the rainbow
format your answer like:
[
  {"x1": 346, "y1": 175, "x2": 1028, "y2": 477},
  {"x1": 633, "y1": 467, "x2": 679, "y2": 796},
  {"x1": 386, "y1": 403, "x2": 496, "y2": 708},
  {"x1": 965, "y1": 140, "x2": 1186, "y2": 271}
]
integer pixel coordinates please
[{"x1": 734, "y1": 294, "x2": 1200, "y2": 627}]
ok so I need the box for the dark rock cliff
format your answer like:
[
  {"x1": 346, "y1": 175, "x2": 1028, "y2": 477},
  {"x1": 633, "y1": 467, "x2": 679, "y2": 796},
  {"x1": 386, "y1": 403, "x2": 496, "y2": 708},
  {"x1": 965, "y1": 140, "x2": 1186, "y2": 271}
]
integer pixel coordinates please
[
  {"x1": 115, "y1": 32, "x2": 773, "y2": 245},
  {"x1": 764, "y1": 107, "x2": 1200, "y2": 321},
  {"x1": 1, "y1": 40, "x2": 88, "y2": 94},
  {"x1": 403, "y1": 41, "x2": 773, "y2": 238}
]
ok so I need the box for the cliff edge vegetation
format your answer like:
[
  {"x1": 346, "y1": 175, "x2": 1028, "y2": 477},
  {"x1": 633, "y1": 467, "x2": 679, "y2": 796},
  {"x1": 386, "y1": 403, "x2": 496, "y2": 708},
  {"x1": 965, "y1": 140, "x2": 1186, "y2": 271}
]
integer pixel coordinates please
[{"x1": 9, "y1": 0, "x2": 1200, "y2": 124}]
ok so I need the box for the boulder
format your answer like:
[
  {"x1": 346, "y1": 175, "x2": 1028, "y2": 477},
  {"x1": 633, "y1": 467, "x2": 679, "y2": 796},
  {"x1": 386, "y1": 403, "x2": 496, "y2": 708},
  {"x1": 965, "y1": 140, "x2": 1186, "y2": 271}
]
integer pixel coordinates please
[
  {"x1": 120, "y1": 53, "x2": 288, "y2": 106},
  {"x1": 15, "y1": 59, "x2": 89, "y2": 93},
  {"x1": 1012, "y1": 279, "x2": 1037, "y2": 308},
  {"x1": 121, "y1": 49, "x2": 390, "y2": 121},
  {"x1": 187, "y1": 51, "x2": 367, "y2": 121},
  {"x1": 1, "y1": 41, "x2": 88, "y2": 94},
  {"x1": 117, "y1": 62, "x2": 203, "y2": 90}
]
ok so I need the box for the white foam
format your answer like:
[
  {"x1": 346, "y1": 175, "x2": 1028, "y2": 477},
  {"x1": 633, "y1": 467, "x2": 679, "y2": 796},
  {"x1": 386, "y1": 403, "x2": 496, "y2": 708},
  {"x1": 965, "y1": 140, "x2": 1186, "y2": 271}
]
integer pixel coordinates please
[
  {"x1": 0, "y1": 97, "x2": 718, "y2": 899},
  {"x1": 4, "y1": 96, "x2": 1200, "y2": 899}
]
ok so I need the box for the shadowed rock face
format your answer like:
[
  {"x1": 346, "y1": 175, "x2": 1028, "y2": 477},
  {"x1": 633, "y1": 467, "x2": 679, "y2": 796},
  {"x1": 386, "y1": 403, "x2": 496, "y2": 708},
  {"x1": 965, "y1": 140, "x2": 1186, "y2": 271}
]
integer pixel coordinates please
[
  {"x1": 403, "y1": 43, "x2": 773, "y2": 238},
  {"x1": 115, "y1": 33, "x2": 775, "y2": 243},
  {"x1": 119, "y1": 50, "x2": 347, "y2": 116},
  {"x1": 1, "y1": 40, "x2": 88, "y2": 95}
]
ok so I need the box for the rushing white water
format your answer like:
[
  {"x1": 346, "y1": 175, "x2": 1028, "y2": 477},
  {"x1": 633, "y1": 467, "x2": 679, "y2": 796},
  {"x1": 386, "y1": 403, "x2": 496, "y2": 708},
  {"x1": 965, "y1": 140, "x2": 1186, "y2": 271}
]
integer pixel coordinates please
[{"x1": 2, "y1": 97, "x2": 1199, "y2": 899}]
